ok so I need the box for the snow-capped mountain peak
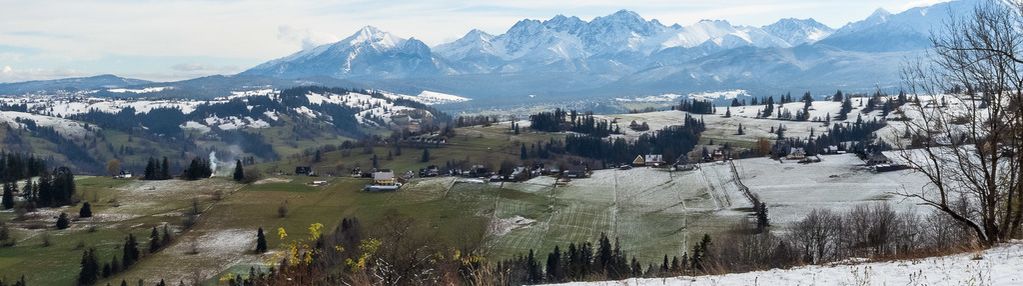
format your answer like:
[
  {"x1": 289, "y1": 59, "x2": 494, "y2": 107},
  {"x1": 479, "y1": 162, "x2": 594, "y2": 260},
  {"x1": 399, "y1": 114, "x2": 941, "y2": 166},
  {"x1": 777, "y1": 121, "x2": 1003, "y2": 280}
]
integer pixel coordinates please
[
  {"x1": 342, "y1": 25, "x2": 406, "y2": 49},
  {"x1": 762, "y1": 18, "x2": 834, "y2": 46}
]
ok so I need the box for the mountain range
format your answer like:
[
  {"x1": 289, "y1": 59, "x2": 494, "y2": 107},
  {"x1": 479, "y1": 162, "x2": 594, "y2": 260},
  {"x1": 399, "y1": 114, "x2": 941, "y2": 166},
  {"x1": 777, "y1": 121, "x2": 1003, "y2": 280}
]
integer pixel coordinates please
[{"x1": 0, "y1": 0, "x2": 977, "y2": 109}]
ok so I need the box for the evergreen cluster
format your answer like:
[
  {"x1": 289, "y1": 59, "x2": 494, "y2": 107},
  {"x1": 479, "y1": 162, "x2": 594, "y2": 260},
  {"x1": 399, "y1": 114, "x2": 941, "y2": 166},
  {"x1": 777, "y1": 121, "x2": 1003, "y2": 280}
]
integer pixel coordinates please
[
  {"x1": 182, "y1": 158, "x2": 213, "y2": 180},
  {"x1": 142, "y1": 157, "x2": 171, "y2": 180}
]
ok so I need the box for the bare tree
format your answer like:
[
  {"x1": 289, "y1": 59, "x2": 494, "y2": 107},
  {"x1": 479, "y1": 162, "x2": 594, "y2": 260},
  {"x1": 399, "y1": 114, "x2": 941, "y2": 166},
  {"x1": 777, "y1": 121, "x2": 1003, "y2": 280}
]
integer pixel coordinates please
[{"x1": 898, "y1": 0, "x2": 1023, "y2": 244}]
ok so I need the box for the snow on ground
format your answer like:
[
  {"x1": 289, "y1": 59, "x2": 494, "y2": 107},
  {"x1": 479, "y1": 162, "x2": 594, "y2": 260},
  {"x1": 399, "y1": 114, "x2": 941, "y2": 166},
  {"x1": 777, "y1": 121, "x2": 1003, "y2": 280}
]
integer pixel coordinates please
[
  {"x1": 203, "y1": 115, "x2": 270, "y2": 130},
  {"x1": 180, "y1": 120, "x2": 211, "y2": 133},
  {"x1": 551, "y1": 241, "x2": 1023, "y2": 286},
  {"x1": 0, "y1": 111, "x2": 96, "y2": 139},
  {"x1": 490, "y1": 215, "x2": 536, "y2": 236},
  {"x1": 615, "y1": 90, "x2": 748, "y2": 103},
  {"x1": 733, "y1": 154, "x2": 928, "y2": 224},
  {"x1": 106, "y1": 86, "x2": 173, "y2": 94},
  {"x1": 380, "y1": 90, "x2": 471, "y2": 105}
]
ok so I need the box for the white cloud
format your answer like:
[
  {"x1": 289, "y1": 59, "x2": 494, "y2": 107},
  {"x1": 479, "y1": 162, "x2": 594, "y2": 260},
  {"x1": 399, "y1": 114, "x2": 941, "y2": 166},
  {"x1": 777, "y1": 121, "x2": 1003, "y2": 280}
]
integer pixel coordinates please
[
  {"x1": 277, "y1": 25, "x2": 340, "y2": 50},
  {"x1": 1, "y1": 65, "x2": 12, "y2": 75}
]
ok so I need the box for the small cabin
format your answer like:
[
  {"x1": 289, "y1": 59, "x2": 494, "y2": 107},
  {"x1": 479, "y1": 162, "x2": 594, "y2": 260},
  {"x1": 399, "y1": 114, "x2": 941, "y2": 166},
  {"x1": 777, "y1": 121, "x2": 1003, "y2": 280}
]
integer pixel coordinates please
[
  {"x1": 564, "y1": 166, "x2": 589, "y2": 178},
  {"x1": 632, "y1": 155, "x2": 646, "y2": 166},
  {"x1": 116, "y1": 170, "x2": 133, "y2": 179},
  {"x1": 644, "y1": 154, "x2": 665, "y2": 166},
  {"x1": 372, "y1": 170, "x2": 397, "y2": 185},
  {"x1": 866, "y1": 153, "x2": 892, "y2": 166},
  {"x1": 787, "y1": 148, "x2": 807, "y2": 160}
]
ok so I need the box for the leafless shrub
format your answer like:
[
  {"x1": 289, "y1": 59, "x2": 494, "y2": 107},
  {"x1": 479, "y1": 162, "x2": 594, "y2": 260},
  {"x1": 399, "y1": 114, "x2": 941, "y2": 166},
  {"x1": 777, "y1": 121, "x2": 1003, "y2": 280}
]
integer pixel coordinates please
[{"x1": 277, "y1": 200, "x2": 289, "y2": 218}]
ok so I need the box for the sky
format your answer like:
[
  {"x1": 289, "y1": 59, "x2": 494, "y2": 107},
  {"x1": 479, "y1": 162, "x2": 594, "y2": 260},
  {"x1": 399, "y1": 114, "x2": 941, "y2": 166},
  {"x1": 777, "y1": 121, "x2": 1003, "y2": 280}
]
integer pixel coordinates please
[{"x1": 0, "y1": 0, "x2": 950, "y2": 83}]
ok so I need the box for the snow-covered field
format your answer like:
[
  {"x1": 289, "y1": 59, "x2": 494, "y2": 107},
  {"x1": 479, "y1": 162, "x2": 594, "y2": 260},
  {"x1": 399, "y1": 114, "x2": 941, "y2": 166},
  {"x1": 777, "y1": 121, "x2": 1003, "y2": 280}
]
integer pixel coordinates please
[
  {"x1": 483, "y1": 154, "x2": 927, "y2": 261},
  {"x1": 0, "y1": 110, "x2": 97, "y2": 139},
  {"x1": 551, "y1": 241, "x2": 1023, "y2": 286}
]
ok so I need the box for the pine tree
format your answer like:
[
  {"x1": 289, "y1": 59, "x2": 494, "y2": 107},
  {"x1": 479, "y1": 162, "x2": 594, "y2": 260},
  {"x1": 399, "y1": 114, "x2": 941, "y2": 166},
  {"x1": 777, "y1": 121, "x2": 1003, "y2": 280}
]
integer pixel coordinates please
[
  {"x1": 233, "y1": 160, "x2": 244, "y2": 182},
  {"x1": 545, "y1": 245, "x2": 562, "y2": 283},
  {"x1": 122, "y1": 234, "x2": 140, "y2": 268},
  {"x1": 755, "y1": 202, "x2": 770, "y2": 233},
  {"x1": 737, "y1": 124, "x2": 745, "y2": 135},
  {"x1": 56, "y1": 212, "x2": 70, "y2": 229},
  {"x1": 526, "y1": 249, "x2": 542, "y2": 284},
  {"x1": 520, "y1": 144, "x2": 528, "y2": 160},
  {"x1": 77, "y1": 248, "x2": 99, "y2": 286},
  {"x1": 420, "y1": 148, "x2": 430, "y2": 163},
  {"x1": 724, "y1": 107, "x2": 731, "y2": 118},
  {"x1": 162, "y1": 225, "x2": 172, "y2": 247},
  {"x1": 149, "y1": 227, "x2": 161, "y2": 253},
  {"x1": 79, "y1": 202, "x2": 93, "y2": 218},
  {"x1": 1, "y1": 182, "x2": 13, "y2": 210},
  {"x1": 160, "y1": 157, "x2": 170, "y2": 180},
  {"x1": 255, "y1": 227, "x2": 268, "y2": 253}
]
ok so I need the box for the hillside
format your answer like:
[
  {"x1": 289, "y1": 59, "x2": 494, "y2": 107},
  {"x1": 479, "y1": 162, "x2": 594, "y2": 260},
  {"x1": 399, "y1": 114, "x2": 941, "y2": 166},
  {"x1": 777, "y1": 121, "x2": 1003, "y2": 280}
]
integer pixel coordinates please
[
  {"x1": 551, "y1": 241, "x2": 1023, "y2": 285},
  {"x1": 0, "y1": 86, "x2": 457, "y2": 174}
]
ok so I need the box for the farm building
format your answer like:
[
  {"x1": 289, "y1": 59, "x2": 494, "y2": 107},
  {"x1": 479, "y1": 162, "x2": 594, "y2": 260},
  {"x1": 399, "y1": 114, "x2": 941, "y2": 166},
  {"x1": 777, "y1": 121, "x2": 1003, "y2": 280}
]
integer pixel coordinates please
[
  {"x1": 632, "y1": 155, "x2": 646, "y2": 166},
  {"x1": 634, "y1": 154, "x2": 664, "y2": 166},
  {"x1": 564, "y1": 165, "x2": 589, "y2": 178},
  {"x1": 365, "y1": 170, "x2": 401, "y2": 191},
  {"x1": 866, "y1": 153, "x2": 892, "y2": 166},
  {"x1": 787, "y1": 147, "x2": 807, "y2": 160}
]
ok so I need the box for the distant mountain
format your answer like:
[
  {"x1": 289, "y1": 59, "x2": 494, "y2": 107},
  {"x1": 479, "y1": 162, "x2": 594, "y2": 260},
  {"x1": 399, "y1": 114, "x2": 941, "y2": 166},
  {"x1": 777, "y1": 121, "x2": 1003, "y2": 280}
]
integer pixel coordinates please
[
  {"x1": 818, "y1": 0, "x2": 976, "y2": 52},
  {"x1": 762, "y1": 18, "x2": 834, "y2": 46},
  {"x1": 0, "y1": 0, "x2": 982, "y2": 109},
  {"x1": 0, "y1": 74, "x2": 151, "y2": 95},
  {"x1": 241, "y1": 26, "x2": 447, "y2": 79}
]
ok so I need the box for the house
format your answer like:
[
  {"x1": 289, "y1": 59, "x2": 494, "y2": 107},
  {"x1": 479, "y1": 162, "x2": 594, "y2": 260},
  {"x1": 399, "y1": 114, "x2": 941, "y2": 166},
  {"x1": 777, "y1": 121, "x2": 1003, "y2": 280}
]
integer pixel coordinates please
[
  {"x1": 711, "y1": 150, "x2": 727, "y2": 162},
  {"x1": 632, "y1": 155, "x2": 646, "y2": 166},
  {"x1": 372, "y1": 170, "x2": 396, "y2": 185},
  {"x1": 295, "y1": 166, "x2": 312, "y2": 176},
  {"x1": 310, "y1": 180, "x2": 328, "y2": 186},
  {"x1": 116, "y1": 170, "x2": 133, "y2": 179},
  {"x1": 564, "y1": 165, "x2": 589, "y2": 178},
  {"x1": 644, "y1": 154, "x2": 665, "y2": 166},
  {"x1": 787, "y1": 148, "x2": 807, "y2": 160},
  {"x1": 866, "y1": 153, "x2": 892, "y2": 166},
  {"x1": 419, "y1": 165, "x2": 441, "y2": 177}
]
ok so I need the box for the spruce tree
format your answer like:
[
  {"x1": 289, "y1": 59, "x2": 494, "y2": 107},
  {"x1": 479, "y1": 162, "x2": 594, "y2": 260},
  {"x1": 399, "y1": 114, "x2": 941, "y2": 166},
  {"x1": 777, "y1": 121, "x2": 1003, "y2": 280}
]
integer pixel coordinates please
[
  {"x1": 420, "y1": 148, "x2": 430, "y2": 163},
  {"x1": 161, "y1": 225, "x2": 172, "y2": 247},
  {"x1": 255, "y1": 227, "x2": 268, "y2": 253},
  {"x1": 149, "y1": 227, "x2": 161, "y2": 253},
  {"x1": 160, "y1": 157, "x2": 170, "y2": 180},
  {"x1": 79, "y1": 202, "x2": 93, "y2": 218},
  {"x1": 1, "y1": 182, "x2": 13, "y2": 210},
  {"x1": 233, "y1": 160, "x2": 244, "y2": 182},
  {"x1": 56, "y1": 212, "x2": 70, "y2": 229},
  {"x1": 122, "y1": 234, "x2": 139, "y2": 268},
  {"x1": 77, "y1": 248, "x2": 99, "y2": 286}
]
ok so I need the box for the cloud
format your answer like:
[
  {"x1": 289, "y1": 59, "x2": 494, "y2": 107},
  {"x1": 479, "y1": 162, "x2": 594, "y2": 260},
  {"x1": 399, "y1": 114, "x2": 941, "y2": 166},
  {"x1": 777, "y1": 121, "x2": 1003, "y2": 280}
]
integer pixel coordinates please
[
  {"x1": 277, "y1": 25, "x2": 340, "y2": 50},
  {"x1": 1, "y1": 65, "x2": 11, "y2": 75}
]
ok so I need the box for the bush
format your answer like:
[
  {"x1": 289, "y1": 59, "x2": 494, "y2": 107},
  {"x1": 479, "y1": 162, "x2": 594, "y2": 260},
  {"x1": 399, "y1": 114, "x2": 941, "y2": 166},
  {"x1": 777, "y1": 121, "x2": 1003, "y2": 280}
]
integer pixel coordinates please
[
  {"x1": 277, "y1": 200, "x2": 289, "y2": 218},
  {"x1": 56, "y1": 212, "x2": 71, "y2": 229}
]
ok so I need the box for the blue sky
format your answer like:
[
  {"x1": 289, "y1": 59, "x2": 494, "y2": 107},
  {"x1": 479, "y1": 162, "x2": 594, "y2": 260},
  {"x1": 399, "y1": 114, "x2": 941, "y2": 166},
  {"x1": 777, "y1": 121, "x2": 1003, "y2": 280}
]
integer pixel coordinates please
[{"x1": 0, "y1": 0, "x2": 948, "y2": 83}]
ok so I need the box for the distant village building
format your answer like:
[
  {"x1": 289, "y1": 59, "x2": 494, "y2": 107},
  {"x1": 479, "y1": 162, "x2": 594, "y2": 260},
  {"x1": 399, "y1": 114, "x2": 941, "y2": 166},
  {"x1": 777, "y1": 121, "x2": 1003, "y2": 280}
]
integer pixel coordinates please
[
  {"x1": 116, "y1": 170, "x2": 133, "y2": 179},
  {"x1": 787, "y1": 147, "x2": 807, "y2": 160},
  {"x1": 866, "y1": 153, "x2": 892, "y2": 166},
  {"x1": 564, "y1": 165, "x2": 589, "y2": 178},
  {"x1": 373, "y1": 170, "x2": 396, "y2": 185},
  {"x1": 632, "y1": 155, "x2": 646, "y2": 166},
  {"x1": 365, "y1": 169, "x2": 400, "y2": 192},
  {"x1": 644, "y1": 154, "x2": 665, "y2": 166}
]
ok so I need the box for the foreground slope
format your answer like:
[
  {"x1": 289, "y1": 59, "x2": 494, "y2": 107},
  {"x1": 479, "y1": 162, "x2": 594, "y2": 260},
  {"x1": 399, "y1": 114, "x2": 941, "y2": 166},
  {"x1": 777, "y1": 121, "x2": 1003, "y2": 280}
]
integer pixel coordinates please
[{"x1": 552, "y1": 241, "x2": 1023, "y2": 285}]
